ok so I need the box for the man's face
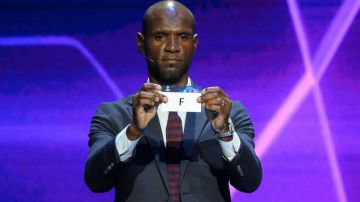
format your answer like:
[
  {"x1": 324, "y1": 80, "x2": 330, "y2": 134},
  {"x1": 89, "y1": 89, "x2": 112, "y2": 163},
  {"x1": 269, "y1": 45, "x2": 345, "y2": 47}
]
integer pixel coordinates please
[{"x1": 141, "y1": 11, "x2": 198, "y2": 85}]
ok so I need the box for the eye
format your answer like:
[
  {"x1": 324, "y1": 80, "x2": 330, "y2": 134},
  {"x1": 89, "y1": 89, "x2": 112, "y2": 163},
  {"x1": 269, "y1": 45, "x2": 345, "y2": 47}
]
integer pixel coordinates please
[
  {"x1": 154, "y1": 34, "x2": 166, "y2": 41},
  {"x1": 179, "y1": 34, "x2": 190, "y2": 41}
]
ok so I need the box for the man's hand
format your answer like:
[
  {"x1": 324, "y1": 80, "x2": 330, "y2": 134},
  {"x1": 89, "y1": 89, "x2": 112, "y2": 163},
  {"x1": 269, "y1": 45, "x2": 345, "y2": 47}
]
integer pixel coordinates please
[
  {"x1": 127, "y1": 83, "x2": 168, "y2": 140},
  {"x1": 197, "y1": 87, "x2": 232, "y2": 140}
]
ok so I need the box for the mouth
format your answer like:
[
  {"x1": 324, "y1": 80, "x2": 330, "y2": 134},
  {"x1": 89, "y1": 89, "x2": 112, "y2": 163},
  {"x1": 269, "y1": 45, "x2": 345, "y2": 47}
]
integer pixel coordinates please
[
  {"x1": 161, "y1": 59, "x2": 182, "y2": 67},
  {"x1": 161, "y1": 57, "x2": 182, "y2": 62}
]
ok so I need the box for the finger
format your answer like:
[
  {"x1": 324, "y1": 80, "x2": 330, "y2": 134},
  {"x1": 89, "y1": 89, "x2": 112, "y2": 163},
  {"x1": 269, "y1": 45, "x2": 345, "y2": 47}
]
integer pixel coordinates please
[
  {"x1": 205, "y1": 98, "x2": 230, "y2": 113},
  {"x1": 141, "y1": 83, "x2": 162, "y2": 91},
  {"x1": 141, "y1": 83, "x2": 168, "y2": 103},
  {"x1": 138, "y1": 91, "x2": 157, "y2": 99},
  {"x1": 203, "y1": 97, "x2": 222, "y2": 105},
  {"x1": 138, "y1": 91, "x2": 161, "y2": 102},
  {"x1": 201, "y1": 87, "x2": 229, "y2": 98},
  {"x1": 205, "y1": 104, "x2": 222, "y2": 113},
  {"x1": 147, "y1": 91, "x2": 167, "y2": 103},
  {"x1": 200, "y1": 92, "x2": 221, "y2": 102},
  {"x1": 161, "y1": 95, "x2": 168, "y2": 103},
  {"x1": 139, "y1": 88, "x2": 166, "y2": 102},
  {"x1": 138, "y1": 98, "x2": 155, "y2": 106}
]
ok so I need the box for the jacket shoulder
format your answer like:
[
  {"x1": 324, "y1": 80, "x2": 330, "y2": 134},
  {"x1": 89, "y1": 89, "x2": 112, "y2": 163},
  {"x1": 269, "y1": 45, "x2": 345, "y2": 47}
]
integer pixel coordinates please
[{"x1": 96, "y1": 96, "x2": 132, "y2": 112}]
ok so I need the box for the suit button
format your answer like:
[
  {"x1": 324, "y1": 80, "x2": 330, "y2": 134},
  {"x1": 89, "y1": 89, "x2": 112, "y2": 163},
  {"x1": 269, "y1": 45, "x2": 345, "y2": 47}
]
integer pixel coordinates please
[{"x1": 237, "y1": 165, "x2": 244, "y2": 176}]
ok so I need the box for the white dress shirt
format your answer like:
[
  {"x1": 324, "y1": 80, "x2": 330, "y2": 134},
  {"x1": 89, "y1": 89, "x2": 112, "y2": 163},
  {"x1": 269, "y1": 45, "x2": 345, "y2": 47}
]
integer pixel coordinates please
[{"x1": 115, "y1": 78, "x2": 241, "y2": 161}]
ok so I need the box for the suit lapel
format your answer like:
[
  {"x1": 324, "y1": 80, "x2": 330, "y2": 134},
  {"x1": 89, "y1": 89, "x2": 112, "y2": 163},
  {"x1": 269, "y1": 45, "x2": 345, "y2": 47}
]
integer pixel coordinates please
[
  {"x1": 125, "y1": 97, "x2": 170, "y2": 192},
  {"x1": 143, "y1": 115, "x2": 170, "y2": 193},
  {"x1": 180, "y1": 106, "x2": 208, "y2": 181}
]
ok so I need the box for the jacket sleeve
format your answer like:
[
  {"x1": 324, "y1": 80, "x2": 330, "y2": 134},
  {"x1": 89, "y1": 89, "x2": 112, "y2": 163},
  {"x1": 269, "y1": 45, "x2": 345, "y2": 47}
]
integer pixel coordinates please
[
  {"x1": 84, "y1": 102, "x2": 131, "y2": 193},
  {"x1": 224, "y1": 101, "x2": 262, "y2": 193}
]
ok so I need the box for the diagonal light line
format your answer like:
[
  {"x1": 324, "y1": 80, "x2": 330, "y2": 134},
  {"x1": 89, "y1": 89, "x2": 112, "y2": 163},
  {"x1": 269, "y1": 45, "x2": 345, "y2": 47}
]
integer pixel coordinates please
[
  {"x1": 287, "y1": 0, "x2": 347, "y2": 201},
  {"x1": 0, "y1": 36, "x2": 123, "y2": 98},
  {"x1": 0, "y1": 14, "x2": 354, "y2": 202},
  {"x1": 254, "y1": 74, "x2": 314, "y2": 157},
  {"x1": 233, "y1": 0, "x2": 360, "y2": 199},
  {"x1": 312, "y1": 87, "x2": 347, "y2": 202},
  {"x1": 254, "y1": 0, "x2": 360, "y2": 159},
  {"x1": 230, "y1": 73, "x2": 314, "y2": 198},
  {"x1": 313, "y1": 0, "x2": 360, "y2": 79}
]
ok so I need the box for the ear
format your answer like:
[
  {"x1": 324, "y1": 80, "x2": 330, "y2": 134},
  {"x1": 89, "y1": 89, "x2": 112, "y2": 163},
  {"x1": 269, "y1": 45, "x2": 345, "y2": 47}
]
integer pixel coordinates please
[
  {"x1": 136, "y1": 32, "x2": 145, "y2": 54},
  {"x1": 193, "y1": 33, "x2": 199, "y2": 49}
]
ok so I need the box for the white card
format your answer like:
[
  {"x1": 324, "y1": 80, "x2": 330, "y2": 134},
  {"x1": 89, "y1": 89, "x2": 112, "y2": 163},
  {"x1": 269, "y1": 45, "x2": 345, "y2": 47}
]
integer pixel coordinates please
[{"x1": 159, "y1": 92, "x2": 201, "y2": 112}]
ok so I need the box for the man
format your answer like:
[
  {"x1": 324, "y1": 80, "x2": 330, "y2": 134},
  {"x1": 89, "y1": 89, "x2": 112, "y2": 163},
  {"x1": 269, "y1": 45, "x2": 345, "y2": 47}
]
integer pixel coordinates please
[{"x1": 84, "y1": 1, "x2": 262, "y2": 201}]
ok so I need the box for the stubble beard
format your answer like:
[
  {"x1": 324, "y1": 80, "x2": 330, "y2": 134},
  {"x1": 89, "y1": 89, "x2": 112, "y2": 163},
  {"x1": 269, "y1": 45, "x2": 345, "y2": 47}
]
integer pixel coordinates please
[{"x1": 148, "y1": 62, "x2": 190, "y2": 85}]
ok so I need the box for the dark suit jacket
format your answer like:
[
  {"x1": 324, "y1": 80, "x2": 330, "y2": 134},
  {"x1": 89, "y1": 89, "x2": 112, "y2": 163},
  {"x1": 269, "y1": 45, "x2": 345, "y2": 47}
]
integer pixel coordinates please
[{"x1": 85, "y1": 95, "x2": 262, "y2": 202}]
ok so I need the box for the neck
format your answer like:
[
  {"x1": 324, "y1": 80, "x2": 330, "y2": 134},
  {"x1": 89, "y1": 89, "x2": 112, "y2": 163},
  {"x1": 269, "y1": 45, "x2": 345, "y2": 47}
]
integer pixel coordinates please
[{"x1": 148, "y1": 74, "x2": 189, "y2": 86}]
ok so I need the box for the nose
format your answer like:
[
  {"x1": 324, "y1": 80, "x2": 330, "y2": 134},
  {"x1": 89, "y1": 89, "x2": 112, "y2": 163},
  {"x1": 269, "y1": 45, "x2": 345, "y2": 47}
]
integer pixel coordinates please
[{"x1": 164, "y1": 35, "x2": 180, "y2": 53}]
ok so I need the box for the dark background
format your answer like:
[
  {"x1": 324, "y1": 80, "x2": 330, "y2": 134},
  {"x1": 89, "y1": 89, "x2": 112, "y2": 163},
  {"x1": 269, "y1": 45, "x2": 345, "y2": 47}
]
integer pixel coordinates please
[{"x1": 1, "y1": 0, "x2": 359, "y2": 201}]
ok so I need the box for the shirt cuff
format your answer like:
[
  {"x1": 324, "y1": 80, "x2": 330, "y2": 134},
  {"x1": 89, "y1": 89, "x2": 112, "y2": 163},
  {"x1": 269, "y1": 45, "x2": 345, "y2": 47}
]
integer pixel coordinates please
[
  {"x1": 218, "y1": 131, "x2": 241, "y2": 161},
  {"x1": 115, "y1": 124, "x2": 140, "y2": 162}
]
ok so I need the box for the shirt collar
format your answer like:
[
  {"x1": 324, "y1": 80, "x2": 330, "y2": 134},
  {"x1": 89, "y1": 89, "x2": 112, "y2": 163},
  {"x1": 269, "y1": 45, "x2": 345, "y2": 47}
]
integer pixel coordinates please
[{"x1": 146, "y1": 77, "x2": 192, "y2": 87}]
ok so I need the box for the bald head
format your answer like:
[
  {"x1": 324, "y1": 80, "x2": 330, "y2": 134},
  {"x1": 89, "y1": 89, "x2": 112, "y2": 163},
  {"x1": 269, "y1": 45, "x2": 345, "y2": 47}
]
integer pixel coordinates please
[
  {"x1": 136, "y1": 0, "x2": 198, "y2": 85},
  {"x1": 142, "y1": 1, "x2": 196, "y2": 35}
]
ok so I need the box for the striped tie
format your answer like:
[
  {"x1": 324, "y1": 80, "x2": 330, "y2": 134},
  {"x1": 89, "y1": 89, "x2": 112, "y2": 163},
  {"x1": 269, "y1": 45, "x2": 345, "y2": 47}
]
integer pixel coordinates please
[{"x1": 166, "y1": 111, "x2": 183, "y2": 202}]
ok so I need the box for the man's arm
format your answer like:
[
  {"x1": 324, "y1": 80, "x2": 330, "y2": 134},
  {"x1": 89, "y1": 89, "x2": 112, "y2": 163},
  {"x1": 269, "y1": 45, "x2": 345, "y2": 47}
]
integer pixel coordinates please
[
  {"x1": 197, "y1": 87, "x2": 262, "y2": 192},
  {"x1": 85, "y1": 83, "x2": 168, "y2": 193},
  {"x1": 84, "y1": 103, "x2": 132, "y2": 193},
  {"x1": 218, "y1": 132, "x2": 241, "y2": 161},
  {"x1": 224, "y1": 101, "x2": 262, "y2": 193}
]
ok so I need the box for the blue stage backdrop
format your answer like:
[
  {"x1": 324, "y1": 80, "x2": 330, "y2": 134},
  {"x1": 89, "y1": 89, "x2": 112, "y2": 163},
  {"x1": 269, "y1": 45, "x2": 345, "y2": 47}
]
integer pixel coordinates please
[{"x1": 1, "y1": 0, "x2": 360, "y2": 201}]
